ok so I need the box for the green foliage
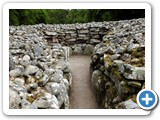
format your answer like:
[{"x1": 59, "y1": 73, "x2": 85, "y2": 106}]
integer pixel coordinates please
[
  {"x1": 9, "y1": 9, "x2": 145, "y2": 26},
  {"x1": 9, "y1": 9, "x2": 19, "y2": 25},
  {"x1": 66, "y1": 9, "x2": 89, "y2": 23}
]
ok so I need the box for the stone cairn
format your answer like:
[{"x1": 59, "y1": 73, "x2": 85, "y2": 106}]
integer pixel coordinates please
[
  {"x1": 90, "y1": 18, "x2": 145, "y2": 108},
  {"x1": 9, "y1": 18, "x2": 145, "y2": 109},
  {"x1": 9, "y1": 26, "x2": 71, "y2": 109}
]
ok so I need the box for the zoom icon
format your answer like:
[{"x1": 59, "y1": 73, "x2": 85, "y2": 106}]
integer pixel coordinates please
[{"x1": 137, "y1": 89, "x2": 158, "y2": 110}]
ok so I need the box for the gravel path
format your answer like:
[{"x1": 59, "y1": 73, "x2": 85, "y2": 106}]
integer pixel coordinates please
[{"x1": 69, "y1": 55, "x2": 99, "y2": 109}]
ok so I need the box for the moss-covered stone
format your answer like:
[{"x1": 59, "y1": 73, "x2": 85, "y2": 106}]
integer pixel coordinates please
[
  {"x1": 131, "y1": 48, "x2": 145, "y2": 58},
  {"x1": 105, "y1": 85, "x2": 117, "y2": 108},
  {"x1": 110, "y1": 67, "x2": 124, "y2": 83},
  {"x1": 104, "y1": 54, "x2": 112, "y2": 69},
  {"x1": 27, "y1": 95, "x2": 35, "y2": 103}
]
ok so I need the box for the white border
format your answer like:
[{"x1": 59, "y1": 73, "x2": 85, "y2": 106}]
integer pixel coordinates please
[{"x1": 3, "y1": 3, "x2": 151, "y2": 115}]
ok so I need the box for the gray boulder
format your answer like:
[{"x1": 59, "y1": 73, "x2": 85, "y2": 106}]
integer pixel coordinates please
[
  {"x1": 9, "y1": 89, "x2": 21, "y2": 109},
  {"x1": 25, "y1": 65, "x2": 39, "y2": 75},
  {"x1": 83, "y1": 44, "x2": 94, "y2": 55},
  {"x1": 9, "y1": 67, "x2": 24, "y2": 77},
  {"x1": 32, "y1": 93, "x2": 59, "y2": 109},
  {"x1": 73, "y1": 46, "x2": 83, "y2": 54},
  {"x1": 123, "y1": 64, "x2": 145, "y2": 80}
]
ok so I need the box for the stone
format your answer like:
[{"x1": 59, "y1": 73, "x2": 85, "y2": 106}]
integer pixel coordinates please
[
  {"x1": 96, "y1": 47, "x2": 108, "y2": 54},
  {"x1": 37, "y1": 75, "x2": 49, "y2": 86},
  {"x1": 22, "y1": 55, "x2": 30, "y2": 62},
  {"x1": 25, "y1": 65, "x2": 39, "y2": 75},
  {"x1": 127, "y1": 81, "x2": 142, "y2": 88},
  {"x1": 69, "y1": 47, "x2": 73, "y2": 56},
  {"x1": 49, "y1": 71, "x2": 63, "y2": 83},
  {"x1": 9, "y1": 67, "x2": 24, "y2": 77},
  {"x1": 30, "y1": 83, "x2": 38, "y2": 89},
  {"x1": 57, "y1": 92, "x2": 69, "y2": 108},
  {"x1": 32, "y1": 93, "x2": 59, "y2": 109},
  {"x1": 96, "y1": 46, "x2": 115, "y2": 55},
  {"x1": 35, "y1": 70, "x2": 43, "y2": 79},
  {"x1": 119, "y1": 81, "x2": 130, "y2": 94},
  {"x1": 112, "y1": 60, "x2": 124, "y2": 73},
  {"x1": 73, "y1": 46, "x2": 83, "y2": 54},
  {"x1": 21, "y1": 99, "x2": 34, "y2": 109},
  {"x1": 110, "y1": 54, "x2": 121, "y2": 62},
  {"x1": 9, "y1": 81, "x2": 27, "y2": 94},
  {"x1": 83, "y1": 44, "x2": 94, "y2": 55},
  {"x1": 137, "y1": 45, "x2": 145, "y2": 52},
  {"x1": 107, "y1": 46, "x2": 115, "y2": 54},
  {"x1": 127, "y1": 43, "x2": 139, "y2": 52},
  {"x1": 130, "y1": 58, "x2": 139, "y2": 64},
  {"x1": 34, "y1": 45, "x2": 43, "y2": 57},
  {"x1": 78, "y1": 29, "x2": 89, "y2": 34},
  {"x1": 45, "y1": 82, "x2": 60, "y2": 95},
  {"x1": 9, "y1": 89, "x2": 21, "y2": 109},
  {"x1": 113, "y1": 96, "x2": 122, "y2": 104},
  {"x1": 14, "y1": 77, "x2": 25, "y2": 86},
  {"x1": 66, "y1": 38, "x2": 76, "y2": 42},
  {"x1": 105, "y1": 81, "x2": 113, "y2": 89},
  {"x1": 43, "y1": 68, "x2": 55, "y2": 76},
  {"x1": 123, "y1": 65, "x2": 145, "y2": 80},
  {"x1": 90, "y1": 39, "x2": 101, "y2": 44},
  {"x1": 115, "y1": 99, "x2": 140, "y2": 109},
  {"x1": 9, "y1": 53, "x2": 14, "y2": 70},
  {"x1": 63, "y1": 78, "x2": 70, "y2": 91},
  {"x1": 116, "y1": 46, "x2": 126, "y2": 54},
  {"x1": 20, "y1": 55, "x2": 31, "y2": 66},
  {"x1": 10, "y1": 49, "x2": 25, "y2": 55},
  {"x1": 91, "y1": 70, "x2": 102, "y2": 91},
  {"x1": 45, "y1": 31, "x2": 57, "y2": 36},
  {"x1": 55, "y1": 60, "x2": 68, "y2": 71},
  {"x1": 111, "y1": 38, "x2": 122, "y2": 44},
  {"x1": 121, "y1": 53, "x2": 131, "y2": 61}
]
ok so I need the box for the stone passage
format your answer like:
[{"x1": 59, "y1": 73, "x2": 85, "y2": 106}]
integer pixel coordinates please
[
  {"x1": 69, "y1": 55, "x2": 99, "y2": 109},
  {"x1": 9, "y1": 18, "x2": 145, "y2": 109}
]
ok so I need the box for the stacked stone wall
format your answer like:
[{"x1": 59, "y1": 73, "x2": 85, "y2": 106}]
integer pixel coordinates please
[{"x1": 9, "y1": 18, "x2": 145, "y2": 109}]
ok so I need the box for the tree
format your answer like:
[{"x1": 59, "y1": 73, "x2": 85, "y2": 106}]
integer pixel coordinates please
[{"x1": 9, "y1": 9, "x2": 145, "y2": 25}]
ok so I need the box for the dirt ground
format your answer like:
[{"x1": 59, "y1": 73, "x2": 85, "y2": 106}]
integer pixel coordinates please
[{"x1": 69, "y1": 55, "x2": 99, "y2": 109}]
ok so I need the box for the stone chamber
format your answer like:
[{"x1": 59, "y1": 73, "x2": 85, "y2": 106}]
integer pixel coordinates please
[{"x1": 9, "y1": 18, "x2": 145, "y2": 109}]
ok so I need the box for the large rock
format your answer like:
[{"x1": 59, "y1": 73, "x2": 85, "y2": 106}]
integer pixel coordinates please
[
  {"x1": 9, "y1": 53, "x2": 14, "y2": 70},
  {"x1": 34, "y1": 45, "x2": 43, "y2": 57},
  {"x1": 9, "y1": 89, "x2": 21, "y2": 109},
  {"x1": 73, "y1": 46, "x2": 83, "y2": 54},
  {"x1": 123, "y1": 64, "x2": 145, "y2": 81},
  {"x1": 9, "y1": 67, "x2": 24, "y2": 77},
  {"x1": 32, "y1": 93, "x2": 59, "y2": 109},
  {"x1": 91, "y1": 70, "x2": 102, "y2": 92},
  {"x1": 49, "y1": 70, "x2": 63, "y2": 83},
  {"x1": 83, "y1": 44, "x2": 94, "y2": 55}
]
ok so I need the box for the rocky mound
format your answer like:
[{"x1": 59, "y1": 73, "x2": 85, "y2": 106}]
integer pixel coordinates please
[
  {"x1": 90, "y1": 18, "x2": 145, "y2": 109},
  {"x1": 9, "y1": 18, "x2": 145, "y2": 109},
  {"x1": 9, "y1": 26, "x2": 72, "y2": 109}
]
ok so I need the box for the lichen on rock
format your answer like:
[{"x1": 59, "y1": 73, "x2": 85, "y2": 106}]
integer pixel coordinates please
[{"x1": 90, "y1": 18, "x2": 145, "y2": 109}]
